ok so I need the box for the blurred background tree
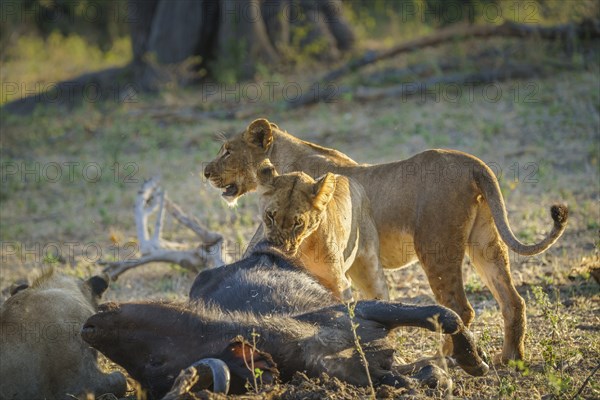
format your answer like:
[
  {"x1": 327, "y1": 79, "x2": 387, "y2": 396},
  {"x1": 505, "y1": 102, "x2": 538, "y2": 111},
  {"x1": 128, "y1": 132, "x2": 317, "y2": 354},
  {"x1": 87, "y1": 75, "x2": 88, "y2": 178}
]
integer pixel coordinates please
[
  {"x1": 1, "y1": 0, "x2": 508, "y2": 88},
  {"x1": 1, "y1": 0, "x2": 597, "y2": 110},
  {"x1": 1, "y1": 0, "x2": 129, "y2": 52}
]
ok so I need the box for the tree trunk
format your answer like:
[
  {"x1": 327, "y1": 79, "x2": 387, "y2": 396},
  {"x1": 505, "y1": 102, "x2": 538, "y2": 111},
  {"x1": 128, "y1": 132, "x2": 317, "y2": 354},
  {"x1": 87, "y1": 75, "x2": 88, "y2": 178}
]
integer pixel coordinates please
[
  {"x1": 216, "y1": 0, "x2": 281, "y2": 78},
  {"x1": 319, "y1": 0, "x2": 356, "y2": 51},
  {"x1": 3, "y1": 0, "x2": 358, "y2": 114},
  {"x1": 127, "y1": 0, "x2": 356, "y2": 86},
  {"x1": 147, "y1": 0, "x2": 206, "y2": 65},
  {"x1": 128, "y1": 0, "x2": 159, "y2": 89},
  {"x1": 128, "y1": 0, "x2": 160, "y2": 65},
  {"x1": 295, "y1": 0, "x2": 340, "y2": 61},
  {"x1": 262, "y1": 0, "x2": 291, "y2": 52}
]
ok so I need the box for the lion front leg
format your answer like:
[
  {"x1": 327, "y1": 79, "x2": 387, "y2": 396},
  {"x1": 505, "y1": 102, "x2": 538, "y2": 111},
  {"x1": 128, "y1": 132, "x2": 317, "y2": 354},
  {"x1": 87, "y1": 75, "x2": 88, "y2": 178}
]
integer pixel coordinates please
[
  {"x1": 308, "y1": 260, "x2": 354, "y2": 301},
  {"x1": 347, "y1": 253, "x2": 390, "y2": 300},
  {"x1": 415, "y1": 235, "x2": 476, "y2": 359}
]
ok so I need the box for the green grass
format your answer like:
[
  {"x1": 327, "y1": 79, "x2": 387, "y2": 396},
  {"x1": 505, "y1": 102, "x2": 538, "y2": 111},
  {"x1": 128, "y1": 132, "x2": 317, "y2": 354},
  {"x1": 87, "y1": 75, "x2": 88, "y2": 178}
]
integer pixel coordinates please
[
  {"x1": 2, "y1": 64, "x2": 598, "y2": 397},
  {"x1": 1, "y1": 33, "x2": 131, "y2": 104}
]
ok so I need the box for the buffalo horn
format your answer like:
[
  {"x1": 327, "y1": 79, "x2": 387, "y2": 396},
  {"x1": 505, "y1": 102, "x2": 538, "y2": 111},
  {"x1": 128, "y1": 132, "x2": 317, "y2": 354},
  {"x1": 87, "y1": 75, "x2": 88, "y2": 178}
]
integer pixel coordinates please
[{"x1": 192, "y1": 358, "x2": 231, "y2": 394}]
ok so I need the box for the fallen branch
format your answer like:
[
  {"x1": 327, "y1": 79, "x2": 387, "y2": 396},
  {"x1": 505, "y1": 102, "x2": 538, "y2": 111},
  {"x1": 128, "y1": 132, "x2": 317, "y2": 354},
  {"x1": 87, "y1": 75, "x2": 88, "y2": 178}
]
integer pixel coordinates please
[
  {"x1": 164, "y1": 198, "x2": 222, "y2": 246},
  {"x1": 287, "y1": 18, "x2": 599, "y2": 108},
  {"x1": 354, "y1": 64, "x2": 542, "y2": 101},
  {"x1": 99, "y1": 178, "x2": 224, "y2": 281},
  {"x1": 358, "y1": 47, "x2": 507, "y2": 86}
]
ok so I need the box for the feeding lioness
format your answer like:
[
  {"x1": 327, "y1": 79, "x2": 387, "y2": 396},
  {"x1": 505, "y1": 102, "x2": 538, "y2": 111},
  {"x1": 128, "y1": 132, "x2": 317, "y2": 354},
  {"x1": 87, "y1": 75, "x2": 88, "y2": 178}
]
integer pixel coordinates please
[
  {"x1": 203, "y1": 118, "x2": 568, "y2": 362},
  {"x1": 256, "y1": 160, "x2": 389, "y2": 301},
  {"x1": 0, "y1": 270, "x2": 126, "y2": 399}
]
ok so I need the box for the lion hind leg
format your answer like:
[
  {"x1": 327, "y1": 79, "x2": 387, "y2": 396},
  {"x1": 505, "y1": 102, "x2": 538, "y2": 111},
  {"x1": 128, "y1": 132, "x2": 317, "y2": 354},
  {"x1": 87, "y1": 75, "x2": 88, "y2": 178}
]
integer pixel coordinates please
[{"x1": 467, "y1": 208, "x2": 526, "y2": 362}]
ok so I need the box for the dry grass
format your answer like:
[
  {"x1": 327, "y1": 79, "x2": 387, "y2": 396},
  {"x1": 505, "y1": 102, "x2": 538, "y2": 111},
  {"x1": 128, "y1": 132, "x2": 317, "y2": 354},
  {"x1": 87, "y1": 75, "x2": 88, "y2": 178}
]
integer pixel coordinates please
[{"x1": 1, "y1": 24, "x2": 599, "y2": 400}]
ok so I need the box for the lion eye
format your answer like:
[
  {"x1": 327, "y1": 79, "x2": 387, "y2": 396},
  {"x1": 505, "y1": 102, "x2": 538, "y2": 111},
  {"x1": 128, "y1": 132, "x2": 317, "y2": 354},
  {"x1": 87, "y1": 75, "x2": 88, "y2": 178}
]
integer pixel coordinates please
[{"x1": 222, "y1": 149, "x2": 231, "y2": 159}]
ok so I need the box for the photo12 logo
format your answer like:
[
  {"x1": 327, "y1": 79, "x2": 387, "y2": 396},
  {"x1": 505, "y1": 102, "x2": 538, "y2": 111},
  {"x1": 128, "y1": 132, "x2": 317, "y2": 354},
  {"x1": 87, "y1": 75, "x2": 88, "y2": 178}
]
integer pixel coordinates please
[
  {"x1": 1, "y1": 241, "x2": 139, "y2": 265},
  {"x1": 394, "y1": 81, "x2": 539, "y2": 104},
  {"x1": 394, "y1": 1, "x2": 541, "y2": 24},
  {"x1": 201, "y1": 82, "x2": 339, "y2": 103},
  {"x1": 1, "y1": 162, "x2": 139, "y2": 184},
  {"x1": 1, "y1": 82, "x2": 138, "y2": 104}
]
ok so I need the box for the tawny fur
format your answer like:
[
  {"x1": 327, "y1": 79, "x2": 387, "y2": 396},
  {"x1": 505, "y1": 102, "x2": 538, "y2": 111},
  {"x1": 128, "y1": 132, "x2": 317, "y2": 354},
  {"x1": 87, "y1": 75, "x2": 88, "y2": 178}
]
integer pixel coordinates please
[
  {"x1": 256, "y1": 161, "x2": 388, "y2": 301},
  {"x1": 203, "y1": 118, "x2": 569, "y2": 362}
]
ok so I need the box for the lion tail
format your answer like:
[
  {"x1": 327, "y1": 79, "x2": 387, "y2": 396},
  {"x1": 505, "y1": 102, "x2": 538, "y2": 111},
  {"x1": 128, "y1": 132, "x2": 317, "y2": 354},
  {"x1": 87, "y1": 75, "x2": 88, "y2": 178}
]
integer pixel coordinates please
[{"x1": 473, "y1": 162, "x2": 568, "y2": 256}]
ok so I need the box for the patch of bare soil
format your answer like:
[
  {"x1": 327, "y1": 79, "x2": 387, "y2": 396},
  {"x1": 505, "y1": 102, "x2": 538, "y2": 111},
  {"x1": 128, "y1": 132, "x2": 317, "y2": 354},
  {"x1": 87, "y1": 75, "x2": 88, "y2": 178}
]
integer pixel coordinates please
[{"x1": 161, "y1": 372, "x2": 434, "y2": 400}]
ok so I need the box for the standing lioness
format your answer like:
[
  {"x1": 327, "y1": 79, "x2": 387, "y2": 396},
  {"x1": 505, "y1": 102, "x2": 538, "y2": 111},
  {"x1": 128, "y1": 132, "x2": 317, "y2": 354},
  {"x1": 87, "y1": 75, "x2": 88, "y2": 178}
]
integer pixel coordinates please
[
  {"x1": 256, "y1": 160, "x2": 389, "y2": 301},
  {"x1": 203, "y1": 118, "x2": 568, "y2": 362}
]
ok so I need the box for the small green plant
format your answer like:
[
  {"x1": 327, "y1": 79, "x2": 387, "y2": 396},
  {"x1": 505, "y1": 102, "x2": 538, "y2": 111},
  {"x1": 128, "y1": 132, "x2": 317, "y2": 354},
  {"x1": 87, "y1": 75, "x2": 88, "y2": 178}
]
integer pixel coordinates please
[
  {"x1": 547, "y1": 370, "x2": 574, "y2": 397},
  {"x1": 478, "y1": 325, "x2": 493, "y2": 354},
  {"x1": 478, "y1": 325, "x2": 517, "y2": 399},
  {"x1": 254, "y1": 367, "x2": 264, "y2": 384},
  {"x1": 531, "y1": 286, "x2": 560, "y2": 367},
  {"x1": 497, "y1": 360, "x2": 532, "y2": 399},
  {"x1": 242, "y1": 329, "x2": 264, "y2": 394},
  {"x1": 498, "y1": 376, "x2": 517, "y2": 398},
  {"x1": 347, "y1": 301, "x2": 376, "y2": 400},
  {"x1": 530, "y1": 285, "x2": 577, "y2": 397},
  {"x1": 508, "y1": 359, "x2": 530, "y2": 377}
]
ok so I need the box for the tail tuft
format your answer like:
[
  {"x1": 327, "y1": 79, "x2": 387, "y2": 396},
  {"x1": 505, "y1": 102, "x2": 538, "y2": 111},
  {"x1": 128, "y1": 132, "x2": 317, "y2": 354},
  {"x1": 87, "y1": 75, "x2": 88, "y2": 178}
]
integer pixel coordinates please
[{"x1": 550, "y1": 204, "x2": 569, "y2": 227}]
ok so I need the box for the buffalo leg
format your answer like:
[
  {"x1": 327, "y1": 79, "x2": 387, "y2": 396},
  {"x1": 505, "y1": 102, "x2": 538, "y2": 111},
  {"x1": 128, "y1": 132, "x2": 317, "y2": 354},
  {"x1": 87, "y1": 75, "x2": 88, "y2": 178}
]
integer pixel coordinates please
[
  {"x1": 379, "y1": 365, "x2": 452, "y2": 392},
  {"x1": 353, "y1": 301, "x2": 488, "y2": 376}
]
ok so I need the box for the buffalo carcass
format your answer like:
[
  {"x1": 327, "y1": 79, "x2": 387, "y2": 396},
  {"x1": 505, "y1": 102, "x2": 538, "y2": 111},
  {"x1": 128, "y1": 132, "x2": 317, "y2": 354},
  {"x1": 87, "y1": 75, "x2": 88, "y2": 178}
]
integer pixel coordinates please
[
  {"x1": 82, "y1": 243, "x2": 488, "y2": 399},
  {"x1": 0, "y1": 270, "x2": 126, "y2": 400}
]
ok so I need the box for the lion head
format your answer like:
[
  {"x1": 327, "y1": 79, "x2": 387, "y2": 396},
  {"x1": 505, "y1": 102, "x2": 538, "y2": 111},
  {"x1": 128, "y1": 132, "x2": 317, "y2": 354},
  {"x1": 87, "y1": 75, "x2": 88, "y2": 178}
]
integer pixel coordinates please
[
  {"x1": 203, "y1": 119, "x2": 274, "y2": 205},
  {"x1": 0, "y1": 270, "x2": 126, "y2": 399},
  {"x1": 256, "y1": 160, "x2": 337, "y2": 255}
]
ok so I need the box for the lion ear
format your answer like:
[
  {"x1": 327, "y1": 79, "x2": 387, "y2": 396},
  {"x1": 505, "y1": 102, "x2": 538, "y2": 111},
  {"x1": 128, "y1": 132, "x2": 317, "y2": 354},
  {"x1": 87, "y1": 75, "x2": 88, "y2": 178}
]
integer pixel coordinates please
[
  {"x1": 9, "y1": 281, "x2": 29, "y2": 296},
  {"x1": 87, "y1": 275, "x2": 109, "y2": 298},
  {"x1": 244, "y1": 119, "x2": 273, "y2": 150},
  {"x1": 312, "y1": 173, "x2": 336, "y2": 211},
  {"x1": 257, "y1": 160, "x2": 278, "y2": 186}
]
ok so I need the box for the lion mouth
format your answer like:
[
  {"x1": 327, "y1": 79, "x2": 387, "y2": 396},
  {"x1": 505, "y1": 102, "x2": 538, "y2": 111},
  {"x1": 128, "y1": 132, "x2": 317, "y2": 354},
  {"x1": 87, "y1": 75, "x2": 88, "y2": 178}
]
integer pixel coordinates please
[
  {"x1": 267, "y1": 240, "x2": 298, "y2": 255},
  {"x1": 207, "y1": 178, "x2": 239, "y2": 198},
  {"x1": 222, "y1": 184, "x2": 239, "y2": 198}
]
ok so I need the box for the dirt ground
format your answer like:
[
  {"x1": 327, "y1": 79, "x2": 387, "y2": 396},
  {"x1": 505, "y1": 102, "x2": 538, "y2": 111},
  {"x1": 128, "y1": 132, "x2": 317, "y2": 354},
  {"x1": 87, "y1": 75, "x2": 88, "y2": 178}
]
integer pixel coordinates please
[{"x1": 1, "y1": 34, "x2": 599, "y2": 399}]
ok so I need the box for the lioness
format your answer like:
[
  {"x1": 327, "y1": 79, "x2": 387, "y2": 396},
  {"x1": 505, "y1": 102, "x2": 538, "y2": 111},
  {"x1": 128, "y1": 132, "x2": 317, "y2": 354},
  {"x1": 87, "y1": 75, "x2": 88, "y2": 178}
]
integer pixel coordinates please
[
  {"x1": 0, "y1": 270, "x2": 126, "y2": 399},
  {"x1": 204, "y1": 118, "x2": 568, "y2": 362},
  {"x1": 256, "y1": 160, "x2": 388, "y2": 301}
]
